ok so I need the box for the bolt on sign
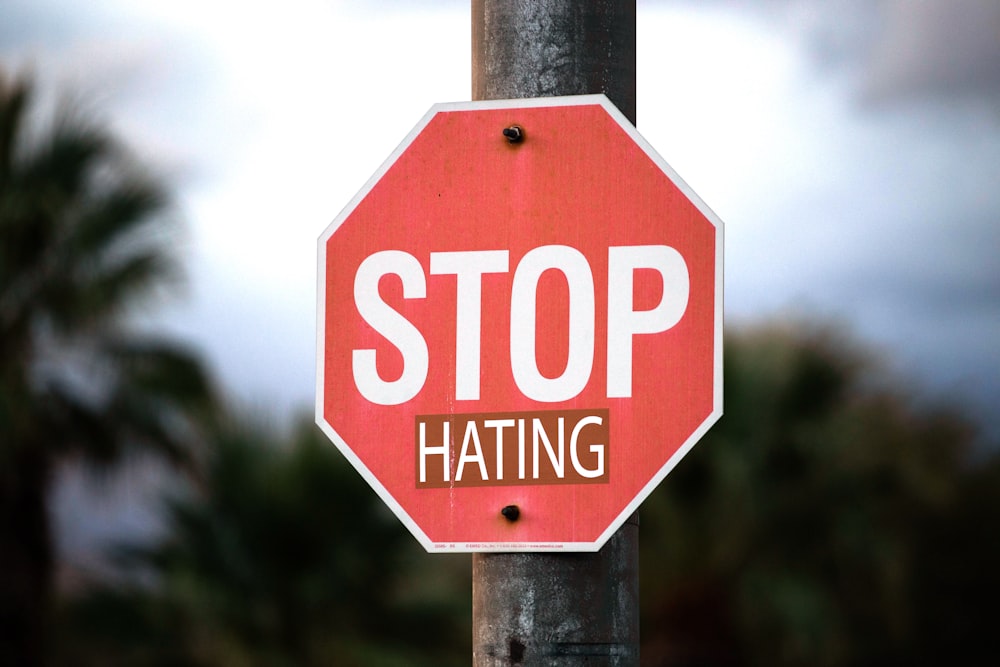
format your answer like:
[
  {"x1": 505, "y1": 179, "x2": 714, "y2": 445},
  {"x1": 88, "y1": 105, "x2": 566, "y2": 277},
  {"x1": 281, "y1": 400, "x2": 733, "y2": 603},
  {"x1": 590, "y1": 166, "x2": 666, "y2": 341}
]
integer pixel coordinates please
[{"x1": 316, "y1": 95, "x2": 723, "y2": 552}]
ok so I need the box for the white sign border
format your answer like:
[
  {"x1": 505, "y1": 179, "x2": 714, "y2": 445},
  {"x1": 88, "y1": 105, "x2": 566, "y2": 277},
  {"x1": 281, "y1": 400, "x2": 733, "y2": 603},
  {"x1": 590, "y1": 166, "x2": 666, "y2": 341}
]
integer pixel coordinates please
[{"x1": 316, "y1": 94, "x2": 724, "y2": 553}]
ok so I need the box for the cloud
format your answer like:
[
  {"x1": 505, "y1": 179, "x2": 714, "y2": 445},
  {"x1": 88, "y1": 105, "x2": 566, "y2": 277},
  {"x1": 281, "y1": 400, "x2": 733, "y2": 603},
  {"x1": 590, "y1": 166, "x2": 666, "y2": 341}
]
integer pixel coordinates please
[
  {"x1": 0, "y1": 1, "x2": 224, "y2": 187},
  {"x1": 861, "y1": 0, "x2": 1000, "y2": 103},
  {"x1": 646, "y1": 1, "x2": 1000, "y2": 438},
  {"x1": 657, "y1": 0, "x2": 1000, "y2": 105},
  {"x1": 789, "y1": 0, "x2": 1000, "y2": 105}
]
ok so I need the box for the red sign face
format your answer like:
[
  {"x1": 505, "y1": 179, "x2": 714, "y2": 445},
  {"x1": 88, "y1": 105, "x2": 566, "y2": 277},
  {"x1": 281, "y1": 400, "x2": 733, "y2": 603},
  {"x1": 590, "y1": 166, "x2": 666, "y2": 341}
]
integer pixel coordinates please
[{"x1": 317, "y1": 95, "x2": 723, "y2": 552}]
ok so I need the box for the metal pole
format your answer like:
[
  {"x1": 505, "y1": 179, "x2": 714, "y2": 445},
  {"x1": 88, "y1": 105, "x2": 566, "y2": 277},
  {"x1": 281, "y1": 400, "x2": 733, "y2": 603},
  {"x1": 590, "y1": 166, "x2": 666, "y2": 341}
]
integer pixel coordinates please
[
  {"x1": 471, "y1": 2, "x2": 639, "y2": 665},
  {"x1": 472, "y1": 0, "x2": 637, "y2": 124}
]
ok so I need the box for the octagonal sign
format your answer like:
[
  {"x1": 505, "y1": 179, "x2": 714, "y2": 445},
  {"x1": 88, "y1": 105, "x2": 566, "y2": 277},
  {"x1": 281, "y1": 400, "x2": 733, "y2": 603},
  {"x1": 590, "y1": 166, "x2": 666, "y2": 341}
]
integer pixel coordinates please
[{"x1": 317, "y1": 95, "x2": 723, "y2": 552}]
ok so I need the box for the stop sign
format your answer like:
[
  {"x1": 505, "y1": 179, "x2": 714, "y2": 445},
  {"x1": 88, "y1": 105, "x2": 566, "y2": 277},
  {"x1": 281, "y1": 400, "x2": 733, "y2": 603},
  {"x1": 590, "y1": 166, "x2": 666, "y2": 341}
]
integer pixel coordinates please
[{"x1": 317, "y1": 95, "x2": 722, "y2": 552}]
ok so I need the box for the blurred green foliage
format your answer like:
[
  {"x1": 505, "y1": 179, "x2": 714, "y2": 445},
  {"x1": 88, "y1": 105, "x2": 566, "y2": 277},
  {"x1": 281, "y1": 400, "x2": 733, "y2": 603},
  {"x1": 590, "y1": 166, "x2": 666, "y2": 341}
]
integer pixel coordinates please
[
  {"x1": 640, "y1": 323, "x2": 998, "y2": 666},
  {"x1": 53, "y1": 323, "x2": 1000, "y2": 666},
  {"x1": 53, "y1": 418, "x2": 470, "y2": 667}
]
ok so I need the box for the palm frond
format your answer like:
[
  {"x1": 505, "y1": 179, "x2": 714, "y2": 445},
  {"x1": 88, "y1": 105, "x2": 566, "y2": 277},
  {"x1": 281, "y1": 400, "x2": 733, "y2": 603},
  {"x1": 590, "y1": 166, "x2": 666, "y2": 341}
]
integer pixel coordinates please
[
  {"x1": 0, "y1": 72, "x2": 30, "y2": 187},
  {"x1": 69, "y1": 177, "x2": 169, "y2": 258},
  {"x1": 15, "y1": 118, "x2": 111, "y2": 209},
  {"x1": 105, "y1": 337, "x2": 217, "y2": 466},
  {"x1": 39, "y1": 383, "x2": 120, "y2": 462},
  {"x1": 44, "y1": 250, "x2": 178, "y2": 331},
  {"x1": 105, "y1": 337, "x2": 215, "y2": 407}
]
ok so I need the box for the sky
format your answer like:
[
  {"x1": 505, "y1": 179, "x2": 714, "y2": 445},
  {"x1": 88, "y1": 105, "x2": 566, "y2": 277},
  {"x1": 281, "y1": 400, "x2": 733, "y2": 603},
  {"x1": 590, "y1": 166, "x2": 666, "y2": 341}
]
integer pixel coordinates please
[{"x1": 3, "y1": 0, "x2": 1000, "y2": 565}]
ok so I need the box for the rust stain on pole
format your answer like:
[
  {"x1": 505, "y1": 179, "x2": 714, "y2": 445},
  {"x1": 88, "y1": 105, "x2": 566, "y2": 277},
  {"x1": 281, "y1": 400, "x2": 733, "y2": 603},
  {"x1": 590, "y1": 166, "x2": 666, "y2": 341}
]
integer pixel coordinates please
[
  {"x1": 471, "y1": 1, "x2": 639, "y2": 664},
  {"x1": 472, "y1": 514, "x2": 640, "y2": 666}
]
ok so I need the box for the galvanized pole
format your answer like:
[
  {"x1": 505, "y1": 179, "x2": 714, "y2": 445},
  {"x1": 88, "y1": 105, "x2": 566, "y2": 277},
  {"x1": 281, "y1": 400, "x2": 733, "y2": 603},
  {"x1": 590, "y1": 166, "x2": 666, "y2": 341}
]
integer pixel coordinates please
[
  {"x1": 471, "y1": 2, "x2": 639, "y2": 665},
  {"x1": 472, "y1": 0, "x2": 636, "y2": 124}
]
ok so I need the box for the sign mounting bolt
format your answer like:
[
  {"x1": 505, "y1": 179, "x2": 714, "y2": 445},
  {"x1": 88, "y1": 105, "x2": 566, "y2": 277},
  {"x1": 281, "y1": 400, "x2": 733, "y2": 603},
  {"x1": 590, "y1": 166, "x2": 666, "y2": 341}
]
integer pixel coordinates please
[
  {"x1": 501, "y1": 505, "x2": 520, "y2": 522},
  {"x1": 502, "y1": 125, "x2": 523, "y2": 143}
]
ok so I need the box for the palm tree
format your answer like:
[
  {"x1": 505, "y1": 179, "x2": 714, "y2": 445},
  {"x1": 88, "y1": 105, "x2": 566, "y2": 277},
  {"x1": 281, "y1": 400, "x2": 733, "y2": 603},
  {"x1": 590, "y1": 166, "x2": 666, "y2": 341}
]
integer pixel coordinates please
[{"x1": 1, "y1": 70, "x2": 215, "y2": 665}]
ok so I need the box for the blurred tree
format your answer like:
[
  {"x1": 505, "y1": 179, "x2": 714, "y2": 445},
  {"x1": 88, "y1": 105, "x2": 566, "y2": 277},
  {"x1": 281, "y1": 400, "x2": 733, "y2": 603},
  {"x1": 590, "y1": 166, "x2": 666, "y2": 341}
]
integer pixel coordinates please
[
  {"x1": 48, "y1": 322, "x2": 997, "y2": 665},
  {"x1": 54, "y1": 416, "x2": 470, "y2": 667},
  {"x1": 903, "y1": 454, "x2": 1000, "y2": 665},
  {"x1": 0, "y1": 71, "x2": 214, "y2": 665},
  {"x1": 639, "y1": 322, "x2": 992, "y2": 666}
]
